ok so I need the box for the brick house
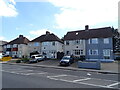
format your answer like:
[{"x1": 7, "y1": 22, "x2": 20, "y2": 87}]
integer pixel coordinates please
[
  {"x1": 3, "y1": 35, "x2": 29, "y2": 58},
  {"x1": 28, "y1": 31, "x2": 63, "y2": 58},
  {"x1": 64, "y1": 25, "x2": 118, "y2": 60}
]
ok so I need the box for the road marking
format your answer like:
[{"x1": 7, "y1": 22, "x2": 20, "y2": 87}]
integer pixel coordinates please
[
  {"x1": 73, "y1": 78, "x2": 91, "y2": 82},
  {"x1": 107, "y1": 82, "x2": 120, "y2": 87},
  {"x1": 47, "y1": 74, "x2": 67, "y2": 78},
  {"x1": 22, "y1": 72, "x2": 48, "y2": 75}
]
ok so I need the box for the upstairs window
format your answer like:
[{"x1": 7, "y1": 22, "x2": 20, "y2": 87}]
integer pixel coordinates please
[
  {"x1": 66, "y1": 41, "x2": 69, "y2": 45},
  {"x1": 7, "y1": 45, "x2": 11, "y2": 48},
  {"x1": 89, "y1": 38, "x2": 98, "y2": 44},
  {"x1": 91, "y1": 38, "x2": 98, "y2": 44},
  {"x1": 104, "y1": 38, "x2": 109, "y2": 44},
  {"x1": 34, "y1": 42, "x2": 39, "y2": 46},
  {"x1": 13, "y1": 44, "x2": 17, "y2": 48},
  {"x1": 52, "y1": 42, "x2": 55, "y2": 46},
  {"x1": 75, "y1": 40, "x2": 80, "y2": 44}
]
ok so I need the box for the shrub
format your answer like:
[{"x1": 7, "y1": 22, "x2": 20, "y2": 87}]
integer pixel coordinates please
[
  {"x1": 16, "y1": 60, "x2": 21, "y2": 63},
  {"x1": 115, "y1": 57, "x2": 120, "y2": 60},
  {"x1": 21, "y1": 57, "x2": 30, "y2": 63}
]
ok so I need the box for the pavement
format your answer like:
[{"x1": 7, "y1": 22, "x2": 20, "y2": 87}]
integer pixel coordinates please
[{"x1": 5, "y1": 59, "x2": 120, "y2": 74}]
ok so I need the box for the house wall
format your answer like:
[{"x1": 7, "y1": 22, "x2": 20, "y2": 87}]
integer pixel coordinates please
[
  {"x1": 64, "y1": 40, "x2": 85, "y2": 57},
  {"x1": 41, "y1": 41, "x2": 63, "y2": 58},
  {"x1": 28, "y1": 42, "x2": 41, "y2": 56},
  {"x1": 18, "y1": 44, "x2": 29, "y2": 58},
  {"x1": 85, "y1": 38, "x2": 114, "y2": 60}
]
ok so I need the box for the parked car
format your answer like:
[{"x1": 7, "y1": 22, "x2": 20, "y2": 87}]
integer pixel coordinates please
[
  {"x1": 29, "y1": 54, "x2": 44, "y2": 63},
  {"x1": 59, "y1": 56, "x2": 74, "y2": 66}
]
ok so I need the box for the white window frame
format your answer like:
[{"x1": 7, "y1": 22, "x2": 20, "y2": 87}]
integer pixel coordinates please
[
  {"x1": 66, "y1": 41, "x2": 69, "y2": 45},
  {"x1": 13, "y1": 44, "x2": 17, "y2": 48},
  {"x1": 52, "y1": 41, "x2": 55, "y2": 46},
  {"x1": 7, "y1": 45, "x2": 10, "y2": 48},
  {"x1": 103, "y1": 49, "x2": 110, "y2": 56},
  {"x1": 91, "y1": 38, "x2": 98, "y2": 44},
  {"x1": 104, "y1": 38, "x2": 109, "y2": 44},
  {"x1": 88, "y1": 39, "x2": 91, "y2": 44},
  {"x1": 34, "y1": 42, "x2": 39, "y2": 46},
  {"x1": 89, "y1": 49, "x2": 98, "y2": 55},
  {"x1": 73, "y1": 49, "x2": 83, "y2": 55}
]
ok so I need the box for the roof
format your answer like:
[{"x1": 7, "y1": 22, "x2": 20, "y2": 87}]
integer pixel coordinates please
[
  {"x1": 30, "y1": 32, "x2": 63, "y2": 43},
  {"x1": 0, "y1": 41, "x2": 8, "y2": 46},
  {"x1": 64, "y1": 27, "x2": 114, "y2": 40},
  {"x1": 6, "y1": 35, "x2": 29, "y2": 45}
]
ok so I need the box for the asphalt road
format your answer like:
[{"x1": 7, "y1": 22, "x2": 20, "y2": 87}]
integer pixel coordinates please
[{"x1": 2, "y1": 64, "x2": 120, "y2": 89}]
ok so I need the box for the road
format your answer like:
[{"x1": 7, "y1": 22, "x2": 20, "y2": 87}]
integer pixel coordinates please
[{"x1": 2, "y1": 64, "x2": 120, "y2": 89}]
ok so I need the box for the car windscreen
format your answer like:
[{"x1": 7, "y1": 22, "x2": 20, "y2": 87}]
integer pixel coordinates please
[
  {"x1": 62, "y1": 57, "x2": 70, "y2": 59},
  {"x1": 36, "y1": 55, "x2": 42, "y2": 57},
  {"x1": 31, "y1": 56, "x2": 35, "y2": 59}
]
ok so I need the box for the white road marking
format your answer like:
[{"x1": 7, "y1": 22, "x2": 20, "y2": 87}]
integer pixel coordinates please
[
  {"x1": 73, "y1": 78, "x2": 91, "y2": 82},
  {"x1": 47, "y1": 74, "x2": 67, "y2": 78},
  {"x1": 22, "y1": 72, "x2": 48, "y2": 75},
  {"x1": 107, "y1": 82, "x2": 120, "y2": 87}
]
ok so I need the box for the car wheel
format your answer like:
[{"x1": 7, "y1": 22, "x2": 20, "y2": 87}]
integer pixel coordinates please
[{"x1": 68, "y1": 62, "x2": 70, "y2": 66}]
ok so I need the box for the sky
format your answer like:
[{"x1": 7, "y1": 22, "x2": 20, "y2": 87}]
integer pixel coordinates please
[{"x1": 0, "y1": 0, "x2": 119, "y2": 42}]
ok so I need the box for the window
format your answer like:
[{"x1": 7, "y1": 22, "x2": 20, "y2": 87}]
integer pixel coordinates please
[
  {"x1": 34, "y1": 42, "x2": 39, "y2": 46},
  {"x1": 89, "y1": 49, "x2": 98, "y2": 55},
  {"x1": 12, "y1": 51, "x2": 17, "y2": 55},
  {"x1": 66, "y1": 41, "x2": 69, "y2": 45},
  {"x1": 7, "y1": 45, "x2": 10, "y2": 48},
  {"x1": 29, "y1": 43, "x2": 32, "y2": 46},
  {"x1": 42, "y1": 42, "x2": 49, "y2": 46},
  {"x1": 91, "y1": 38, "x2": 98, "y2": 44},
  {"x1": 52, "y1": 42, "x2": 55, "y2": 46},
  {"x1": 103, "y1": 49, "x2": 110, "y2": 59},
  {"x1": 104, "y1": 38, "x2": 109, "y2": 44},
  {"x1": 80, "y1": 40, "x2": 83, "y2": 44},
  {"x1": 66, "y1": 51, "x2": 70, "y2": 55},
  {"x1": 75, "y1": 40, "x2": 80, "y2": 44},
  {"x1": 103, "y1": 49, "x2": 110, "y2": 56},
  {"x1": 73, "y1": 50, "x2": 83, "y2": 55},
  {"x1": 13, "y1": 44, "x2": 17, "y2": 48}
]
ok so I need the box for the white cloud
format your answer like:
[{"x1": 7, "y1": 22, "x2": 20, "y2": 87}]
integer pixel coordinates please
[
  {"x1": 49, "y1": 0, "x2": 118, "y2": 29},
  {"x1": 16, "y1": 27, "x2": 20, "y2": 30},
  {"x1": 0, "y1": 0, "x2": 18, "y2": 17},
  {"x1": 0, "y1": 36, "x2": 5, "y2": 40},
  {"x1": 0, "y1": 36, "x2": 10, "y2": 42},
  {"x1": 29, "y1": 29, "x2": 53, "y2": 36},
  {"x1": 29, "y1": 24, "x2": 34, "y2": 26}
]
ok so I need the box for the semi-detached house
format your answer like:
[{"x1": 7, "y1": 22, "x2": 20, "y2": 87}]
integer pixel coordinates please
[
  {"x1": 3, "y1": 35, "x2": 29, "y2": 58},
  {"x1": 64, "y1": 25, "x2": 117, "y2": 61},
  {"x1": 28, "y1": 31, "x2": 63, "y2": 59}
]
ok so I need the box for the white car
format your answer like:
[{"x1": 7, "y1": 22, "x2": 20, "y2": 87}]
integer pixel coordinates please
[{"x1": 29, "y1": 54, "x2": 45, "y2": 63}]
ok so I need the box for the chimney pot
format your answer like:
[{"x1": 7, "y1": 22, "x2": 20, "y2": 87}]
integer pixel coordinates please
[
  {"x1": 19, "y1": 35, "x2": 23, "y2": 38},
  {"x1": 85, "y1": 25, "x2": 89, "y2": 30},
  {"x1": 46, "y1": 31, "x2": 50, "y2": 35}
]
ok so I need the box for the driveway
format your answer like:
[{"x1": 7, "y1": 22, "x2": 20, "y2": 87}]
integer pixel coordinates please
[{"x1": 35, "y1": 59, "x2": 119, "y2": 73}]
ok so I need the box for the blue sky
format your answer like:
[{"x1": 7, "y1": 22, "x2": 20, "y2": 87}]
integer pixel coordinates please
[{"x1": 0, "y1": 0, "x2": 119, "y2": 41}]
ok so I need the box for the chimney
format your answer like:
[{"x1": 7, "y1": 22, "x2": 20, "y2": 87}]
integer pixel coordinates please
[
  {"x1": 85, "y1": 25, "x2": 89, "y2": 30},
  {"x1": 46, "y1": 31, "x2": 50, "y2": 35},
  {"x1": 19, "y1": 35, "x2": 23, "y2": 38}
]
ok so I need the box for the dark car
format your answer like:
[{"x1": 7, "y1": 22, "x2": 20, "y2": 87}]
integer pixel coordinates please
[{"x1": 59, "y1": 56, "x2": 74, "y2": 66}]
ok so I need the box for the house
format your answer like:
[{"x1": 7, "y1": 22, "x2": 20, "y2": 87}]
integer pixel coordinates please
[
  {"x1": 3, "y1": 35, "x2": 29, "y2": 58},
  {"x1": 64, "y1": 25, "x2": 117, "y2": 60},
  {"x1": 28, "y1": 31, "x2": 64, "y2": 59},
  {"x1": 64, "y1": 31, "x2": 86, "y2": 57},
  {"x1": 113, "y1": 29, "x2": 120, "y2": 59},
  {"x1": 0, "y1": 41, "x2": 7, "y2": 54}
]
